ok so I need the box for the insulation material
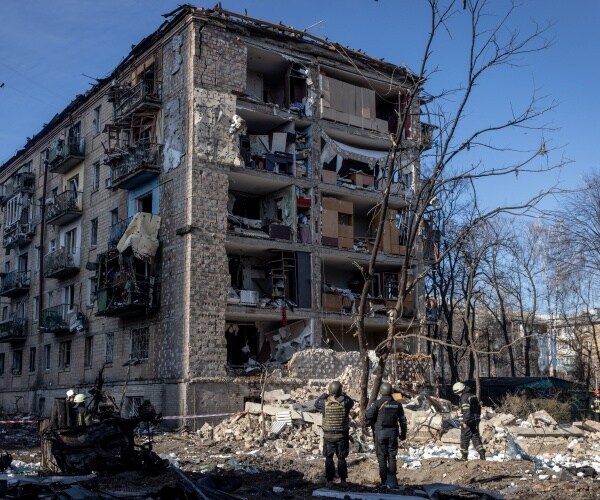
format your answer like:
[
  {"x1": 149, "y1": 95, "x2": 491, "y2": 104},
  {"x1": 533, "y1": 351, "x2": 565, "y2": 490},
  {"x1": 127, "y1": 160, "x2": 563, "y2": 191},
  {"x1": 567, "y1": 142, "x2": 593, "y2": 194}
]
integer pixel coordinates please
[
  {"x1": 117, "y1": 213, "x2": 161, "y2": 262},
  {"x1": 171, "y1": 33, "x2": 183, "y2": 75},
  {"x1": 163, "y1": 97, "x2": 184, "y2": 172},
  {"x1": 321, "y1": 132, "x2": 390, "y2": 172},
  {"x1": 268, "y1": 321, "x2": 312, "y2": 363}
]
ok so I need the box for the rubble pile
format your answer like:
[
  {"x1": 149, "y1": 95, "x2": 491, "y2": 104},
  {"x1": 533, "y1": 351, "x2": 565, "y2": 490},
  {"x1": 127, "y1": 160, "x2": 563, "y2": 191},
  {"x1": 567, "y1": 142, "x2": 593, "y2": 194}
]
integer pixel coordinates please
[{"x1": 193, "y1": 386, "x2": 600, "y2": 480}]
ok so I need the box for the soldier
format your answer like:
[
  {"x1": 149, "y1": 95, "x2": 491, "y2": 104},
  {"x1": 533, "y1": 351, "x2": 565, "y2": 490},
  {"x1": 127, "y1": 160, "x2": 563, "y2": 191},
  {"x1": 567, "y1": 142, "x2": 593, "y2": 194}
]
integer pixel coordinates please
[
  {"x1": 590, "y1": 389, "x2": 600, "y2": 422},
  {"x1": 365, "y1": 382, "x2": 407, "y2": 488},
  {"x1": 453, "y1": 382, "x2": 485, "y2": 461},
  {"x1": 315, "y1": 380, "x2": 354, "y2": 487}
]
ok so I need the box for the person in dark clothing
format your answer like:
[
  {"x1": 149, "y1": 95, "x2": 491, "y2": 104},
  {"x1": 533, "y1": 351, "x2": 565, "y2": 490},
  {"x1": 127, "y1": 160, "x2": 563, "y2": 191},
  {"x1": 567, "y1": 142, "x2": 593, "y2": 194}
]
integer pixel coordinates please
[
  {"x1": 314, "y1": 380, "x2": 355, "y2": 486},
  {"x1": 453, "y1": 382, "x2": 485, "y2": 461},
  {"x1": 590, "y1": 390, "x2": 600, "y2": 422},
  {"x1": 365, "y1": 382, "x2": 407, "y2": 488}
]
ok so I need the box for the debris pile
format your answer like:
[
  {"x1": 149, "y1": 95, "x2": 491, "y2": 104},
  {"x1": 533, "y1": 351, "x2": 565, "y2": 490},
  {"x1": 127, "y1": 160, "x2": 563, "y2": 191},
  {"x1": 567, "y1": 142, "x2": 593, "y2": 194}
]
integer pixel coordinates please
[{"x1": 192, "y1": 385, "x2": 600, "y2": 481}]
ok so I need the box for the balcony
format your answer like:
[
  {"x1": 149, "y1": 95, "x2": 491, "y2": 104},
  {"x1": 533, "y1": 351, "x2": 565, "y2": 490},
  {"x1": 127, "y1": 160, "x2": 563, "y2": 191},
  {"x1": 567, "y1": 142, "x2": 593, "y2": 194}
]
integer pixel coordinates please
[
  {"x1": 1, "y1": 172, "x2": 36, "y2": 206},
  {"x1": 44, "y1": 246, "x2": 80, "y2": 279},
  {"x1": 109, "y1": 216, "x2": 133, "y2": 248},
  {"x1": 109, "y1": 142, "x2": 161, "y2": 190},
  {"x1": 3, "y1": 221, "x2": 35, "y2": 248},
  {"x1": 40, "y1": 304, "x2": 83, "y2": 334},
  {"x1": 0, "y1": 270, "x2": 31, "y2": 298},
  {"x1": 46, "y1": 190, "x2": 82, "y2": 226},
  {"x1": 113, "y1": 80, "x2": 162, "y2": 123},
  {"x1": 95, "y1": 248, "x2": 159, "y2": 317},
  {"x1": 0, "y1": 317, "x2": 27, "y2": 343},
  {"x1": 49, "y1": 137, "x2": 85, "y2": 174}
]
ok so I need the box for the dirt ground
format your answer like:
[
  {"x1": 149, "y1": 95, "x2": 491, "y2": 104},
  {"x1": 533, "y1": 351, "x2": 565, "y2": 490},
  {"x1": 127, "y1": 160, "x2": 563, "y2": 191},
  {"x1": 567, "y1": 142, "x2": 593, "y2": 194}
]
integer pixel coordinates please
[{"x1": 3, "y1": 424, "x2": 600, "y2": 499}]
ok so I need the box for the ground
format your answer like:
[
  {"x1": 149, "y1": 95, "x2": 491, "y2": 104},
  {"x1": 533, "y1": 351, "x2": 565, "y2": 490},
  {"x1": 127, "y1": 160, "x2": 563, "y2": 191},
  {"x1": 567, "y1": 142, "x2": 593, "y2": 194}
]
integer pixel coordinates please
[{"x1": 3, "y1": 424, "x2": 600, "y2": 499}]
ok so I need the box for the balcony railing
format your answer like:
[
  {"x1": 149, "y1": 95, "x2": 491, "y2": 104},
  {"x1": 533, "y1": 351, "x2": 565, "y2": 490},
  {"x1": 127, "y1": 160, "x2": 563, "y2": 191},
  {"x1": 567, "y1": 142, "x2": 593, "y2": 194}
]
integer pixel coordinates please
[
  {"x1": 44, "y1": 246, "x2": 80, "y2": 279},
  {"x1": 109, "y1": 216, "x2": 133, "y2": 248},
  {"x1": 0, "y1": 270, "x2": 31, "y2": 297},
  {"x1": 114, "y1": 80, "x2": 162, "y2": 123},
  {"x1": 96, "y1": 278, "x2": 158, "y2": 317},
  {"x1": 2, "y1": 172, "x2": 35, "y2": 204},
  {"x1": 2, "y1": 221, "x2": 35, "y2": 248},
  {"x1": 49, "y1": 137, "x2": 85, "y2": 174},
  {"x1": 0, "y1": 317, "x2": 27, "y2": 343},
  {"x1": 46, "y1": 190, "x2": 82, "y2": 225},
  {"x1": 40, "y1": 304, "x2": 83, "y2": 334},
  {"x1": 109, "y1": 142, "x2": 161, "y2": 190}
]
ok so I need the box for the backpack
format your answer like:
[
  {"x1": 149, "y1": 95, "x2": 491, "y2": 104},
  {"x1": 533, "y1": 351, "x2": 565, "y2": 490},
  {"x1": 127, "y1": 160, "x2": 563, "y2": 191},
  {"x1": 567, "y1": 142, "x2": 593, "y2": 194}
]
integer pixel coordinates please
[{"x1": 469, "y1": 395, "x2": 481, "y2": 418}]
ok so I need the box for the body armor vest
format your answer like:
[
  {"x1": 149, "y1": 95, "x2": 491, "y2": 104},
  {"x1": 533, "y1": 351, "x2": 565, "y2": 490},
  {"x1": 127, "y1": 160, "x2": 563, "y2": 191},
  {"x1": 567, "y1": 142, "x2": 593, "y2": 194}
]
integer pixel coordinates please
[{"x1": 323, "y1": 396, "x2": 348, "y2": 438}]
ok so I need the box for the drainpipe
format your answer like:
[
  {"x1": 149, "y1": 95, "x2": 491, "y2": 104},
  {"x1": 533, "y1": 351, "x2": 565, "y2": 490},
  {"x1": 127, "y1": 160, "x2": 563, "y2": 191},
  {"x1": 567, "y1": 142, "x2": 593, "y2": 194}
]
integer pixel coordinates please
[{"x1": 37, "y1": 159, "x2": 48, "y2": 376}]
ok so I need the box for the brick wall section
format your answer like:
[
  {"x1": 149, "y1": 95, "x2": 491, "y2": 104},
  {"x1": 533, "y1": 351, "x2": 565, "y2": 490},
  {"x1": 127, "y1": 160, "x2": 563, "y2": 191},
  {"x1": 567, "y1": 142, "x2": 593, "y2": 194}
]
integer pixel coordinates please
[
  {"x1": 195, "y1": 25, "x2": 246, "y2": 94},
  {"x1": 184, "y1": 24, "x2": 247, "y2": 381},
  {"x1": 288, "y1": 348, "x2": 362, "y2": 380}
]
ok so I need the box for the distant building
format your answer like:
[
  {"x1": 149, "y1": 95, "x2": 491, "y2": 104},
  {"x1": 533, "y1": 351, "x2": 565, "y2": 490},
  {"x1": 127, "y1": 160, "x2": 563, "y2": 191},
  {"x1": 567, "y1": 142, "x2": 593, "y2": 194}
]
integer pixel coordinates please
[{"x1": 0, "y1": 6, "x2": 429, "y2": 419}]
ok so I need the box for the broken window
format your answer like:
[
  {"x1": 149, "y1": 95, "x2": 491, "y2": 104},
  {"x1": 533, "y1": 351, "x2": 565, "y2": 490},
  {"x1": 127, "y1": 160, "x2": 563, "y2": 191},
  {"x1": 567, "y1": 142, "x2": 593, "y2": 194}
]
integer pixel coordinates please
[
  {"x1": 227, "y1": 250, "x2": 311, "y2": 309},
  {"x1": 59, "y1": 341, "x2": 71, "y2": 369},
  {"x1": 126, "y1": 396, "x2": 143, "y2": 417},
  {"x1": 245, "y1": 47, "x2": 308, "y2": 111},
  {"x1": 136, "y1": 191, "x2": 153, "y2": 213},
  {"x1": 12, "y1": 350, "x2": 22, "y2": 375},
  {"x1": 29, "y1": 347, "x2": 36, "y2": 372},
  {"x1": 105, "y1": 333, "x2": 114, "y2": 364},
  {"x1": 43, "y1": 344, "x2": 51, "y2": 370},
  {"x1": 0, "y1": 353, "x2": 4, "y2": 376},
  {"x1": 131, "y1": 326, "x2": 149, "y2": 360},
  {"x1": 228, "y1": 187, "x2": 296, "y2": 241},
  {"x1": 84, "y1": 336, "x2": 93, "y2": 368}
]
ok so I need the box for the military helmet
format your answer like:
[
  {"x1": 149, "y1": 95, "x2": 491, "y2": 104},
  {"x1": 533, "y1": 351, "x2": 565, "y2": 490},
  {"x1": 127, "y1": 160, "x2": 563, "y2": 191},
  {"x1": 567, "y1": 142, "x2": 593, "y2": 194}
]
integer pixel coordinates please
[
  {"x1": 452, "y1": 382, "x2": 466, "y2": 394},
  {"x1": 74, "y1": 394, "x2": 86, "y2": 404},
  {"x1": 380, "y1": 382, "x2": 393, "y2": 396},
  {"x1": 328, "y1": 380, "x2": 342, "y2": 396}
]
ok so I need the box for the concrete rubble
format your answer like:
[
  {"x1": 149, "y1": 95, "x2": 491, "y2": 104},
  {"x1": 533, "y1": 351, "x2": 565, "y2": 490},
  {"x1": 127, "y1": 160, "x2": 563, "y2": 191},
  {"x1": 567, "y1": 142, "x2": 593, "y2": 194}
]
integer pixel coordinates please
[{"x1": 190, "y1": 385, "x2": 600, "y2": 485}]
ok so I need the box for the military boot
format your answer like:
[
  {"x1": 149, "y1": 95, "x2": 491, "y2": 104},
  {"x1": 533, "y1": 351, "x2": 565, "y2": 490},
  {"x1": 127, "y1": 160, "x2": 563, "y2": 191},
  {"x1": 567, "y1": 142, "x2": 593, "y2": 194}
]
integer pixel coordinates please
[
  {"x1": 457, "y1": 450, "x2": 468, "y2": 461},
  {"x1": 386, "y1": 475, "x2": 399, "y2": 489},
  {"x1": 479, "y1": 449, "x2": 486, "y2": 460}
]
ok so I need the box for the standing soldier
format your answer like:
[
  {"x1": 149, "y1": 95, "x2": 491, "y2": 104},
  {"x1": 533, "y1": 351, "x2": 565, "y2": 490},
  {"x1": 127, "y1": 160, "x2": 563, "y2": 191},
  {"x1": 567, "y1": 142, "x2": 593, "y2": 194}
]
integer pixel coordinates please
[
  {"x1": 453, "y1": 382, "x2": 485, "y2": 461},
  {"x1": 590, "y1": 389, "x2": 600, "y2": 422},
  {"x1": 365, "y1": 382, "x2": 407, "y2": 489},
  {"x1": 315, "y1": 380, "x2": 354, "y2": 487}
]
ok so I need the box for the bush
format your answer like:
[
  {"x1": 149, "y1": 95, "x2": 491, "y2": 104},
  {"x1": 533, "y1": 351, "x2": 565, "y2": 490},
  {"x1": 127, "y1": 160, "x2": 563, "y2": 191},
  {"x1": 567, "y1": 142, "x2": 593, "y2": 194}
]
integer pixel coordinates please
[{"x1": 499, "y1": 395, "x2": 571, "y2": 423}]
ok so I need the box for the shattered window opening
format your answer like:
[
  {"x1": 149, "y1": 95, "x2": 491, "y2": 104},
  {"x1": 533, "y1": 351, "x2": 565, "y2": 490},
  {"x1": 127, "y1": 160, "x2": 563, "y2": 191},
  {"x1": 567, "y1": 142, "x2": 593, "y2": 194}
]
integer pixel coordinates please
[
  {"x1": 131, "y1": 326, "x2": 149, "y2": 360},
  {"x1": 29, "y1": 347, "x2": 36, "y2": 373},
  {"x1": 59, "y1": 341, "x2": 71, "y2": 369},
  {"x1": 43, "y1": 344, "x2": 50, "y2": 371},
  {"x1": 84, "y1": 336, "x2": 93, "y2": 368},
  {"x1": 126, "y1": 396, "x2": 144, "y2": 417},
  {"x1": 0, "y1": 353, "x2": 4, "y2": 376},
  {"x1": 105, "y1": 332, "x2": 114, "y2": 364},
  {"x1": 12, "y1": 350, "x2": 22, "y2": 375}
]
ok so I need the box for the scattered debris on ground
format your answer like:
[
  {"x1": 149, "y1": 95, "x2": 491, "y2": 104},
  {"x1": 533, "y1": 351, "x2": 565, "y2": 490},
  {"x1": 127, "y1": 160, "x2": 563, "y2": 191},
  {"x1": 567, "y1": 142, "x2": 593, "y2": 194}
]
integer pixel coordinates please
[{"x1": 3, "y1": 386, "x2": 600, "y2": 498}]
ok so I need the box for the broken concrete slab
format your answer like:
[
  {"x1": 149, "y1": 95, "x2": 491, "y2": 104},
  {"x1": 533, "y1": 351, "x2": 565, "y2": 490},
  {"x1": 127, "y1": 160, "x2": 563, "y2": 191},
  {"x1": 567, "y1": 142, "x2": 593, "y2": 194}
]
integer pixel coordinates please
[
  {"x1": 245, "y1": 401, "x2": 322, "y2": 425},
  {"x1": 440, "y1": 428, "x2": 461, "y2": 444},
  {"x1": 506, "y1": 425, "x2": 584, "y2": 437},
  {"x1": 528, "y1": 410, "x2": 558, "y2": 427},
  {"x1": 312, "y1": 489, "x2": 425, "y2": 499}
]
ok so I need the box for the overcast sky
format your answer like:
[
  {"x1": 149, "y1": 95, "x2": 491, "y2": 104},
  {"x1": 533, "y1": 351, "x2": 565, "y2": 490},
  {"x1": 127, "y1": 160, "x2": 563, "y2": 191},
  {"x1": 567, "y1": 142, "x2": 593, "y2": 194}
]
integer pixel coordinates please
[{"x1": 0, "y1": 0, "x2": 597, "y2": 211}]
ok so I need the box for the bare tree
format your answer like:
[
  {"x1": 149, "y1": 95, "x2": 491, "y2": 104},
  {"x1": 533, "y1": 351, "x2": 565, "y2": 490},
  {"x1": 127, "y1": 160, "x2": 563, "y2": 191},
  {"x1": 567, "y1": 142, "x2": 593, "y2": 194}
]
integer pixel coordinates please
[{"x1": 351, "y1": 0, "x2": 567, "y2": 420}]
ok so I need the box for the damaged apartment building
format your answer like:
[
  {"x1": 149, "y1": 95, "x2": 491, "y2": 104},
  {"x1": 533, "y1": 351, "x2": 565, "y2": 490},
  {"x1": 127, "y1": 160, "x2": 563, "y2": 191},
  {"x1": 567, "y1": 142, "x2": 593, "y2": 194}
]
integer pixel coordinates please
[{"x1": 0, "y1": 6, "x2": 432, "y2": 420}]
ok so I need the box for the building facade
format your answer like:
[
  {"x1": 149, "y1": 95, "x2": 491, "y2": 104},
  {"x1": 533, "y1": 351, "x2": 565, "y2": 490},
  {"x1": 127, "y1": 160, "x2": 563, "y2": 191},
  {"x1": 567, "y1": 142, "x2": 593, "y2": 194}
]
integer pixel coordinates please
[{"x1": 0, "y1": 6, "x2": 428, "y2": 419}]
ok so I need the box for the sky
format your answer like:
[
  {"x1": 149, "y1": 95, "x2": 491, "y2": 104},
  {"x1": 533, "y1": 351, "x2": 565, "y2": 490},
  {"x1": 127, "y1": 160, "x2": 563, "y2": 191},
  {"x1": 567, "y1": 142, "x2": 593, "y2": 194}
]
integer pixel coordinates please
[{"x1": 0, "y1": 0, "x2": 598, "y2": 212}]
